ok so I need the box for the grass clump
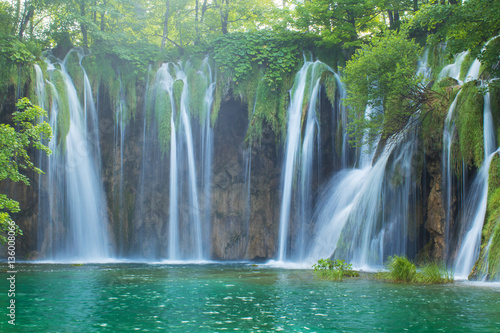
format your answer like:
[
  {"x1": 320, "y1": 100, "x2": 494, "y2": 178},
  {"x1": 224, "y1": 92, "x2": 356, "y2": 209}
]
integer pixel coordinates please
[
  {"x1": 376, "y1": 255, "x2": 453, "y2": 284},
  {"x1": 312, "y1": 258, "x2": 359, "y2": 281}
]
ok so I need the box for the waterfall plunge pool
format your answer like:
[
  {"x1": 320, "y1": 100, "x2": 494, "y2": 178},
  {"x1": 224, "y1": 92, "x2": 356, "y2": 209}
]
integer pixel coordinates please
[{"x1": 1, "y1": 263, "x2": 499, "y2": 332}]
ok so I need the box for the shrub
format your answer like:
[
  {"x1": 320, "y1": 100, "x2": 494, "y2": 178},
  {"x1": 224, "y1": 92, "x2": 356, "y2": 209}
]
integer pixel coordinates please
[
  {"x1": 377, "y1": 255, "x2": 454, "y2": 284},
  {"x1": 312, "y1": 259, "x2": 359, "y2": 281}
]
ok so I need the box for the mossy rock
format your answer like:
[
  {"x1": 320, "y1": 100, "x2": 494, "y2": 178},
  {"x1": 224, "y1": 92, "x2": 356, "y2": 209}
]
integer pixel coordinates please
[
  {"x1": 437, "y1": 76, "x2": 459, "y2": 88},
  {"x1": 172, "y1": 79, "x2": 184, "y2": 115},
  {"x1": 454, "y1": 81, "x2": 484, "y2": 170},
  {"x1": 459, "y1": 52, "x2": 475, "y2": 82},
  {"x1": 53, "y1": 70, "x2": 70, "y2": 152},
  {"x1": 154, "y1": 86, "x2": 173, "y2": 156},
  {"x1": 321, "y1": 71, "x2": 336, "y2": 106}
]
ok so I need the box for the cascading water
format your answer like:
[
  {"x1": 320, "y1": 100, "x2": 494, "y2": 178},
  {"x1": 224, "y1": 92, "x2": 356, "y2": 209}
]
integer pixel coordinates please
[
  {"x1": 452, "y1": 87, "x2": 499, "y2": 278},
  {"x1": 141, "y1": 58, "x2": 214, "y2": 260},
  {"x1": 114, "y1": 73, "x2": 127, "y2": 256},
  {"x1": 36, "y1": 49, "x2": 110, "y2": 261},
  {"x1": 453, "y1": 149, "x2": 500, "y2": 278},
  {"x1": 441, "y1": 36, "x2": 499, "y2": 277},
  {"x1": 442, "y1": 92, "x2": 461, "y2": 253},
  {"x1": 306, "y1": 50, "x2": 433, "y2": 268},
  {"x1": 437, "y1": 51, "x2": 468, "y2": 84},
  {"x1": 309, "y1": 120, "x2": 420, "y2": 269},
  {"x1": 277, "y1": 60, "x2": 336, "y2": 262}
]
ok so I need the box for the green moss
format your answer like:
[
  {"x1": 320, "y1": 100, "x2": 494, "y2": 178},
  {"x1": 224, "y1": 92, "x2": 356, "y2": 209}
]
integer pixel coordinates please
[
  {"x1": 188, "y1": 68, "x2": 208, "y2": 120},
  {"x1": 421, "y1": 85, "x2": 459, "y2": 153},
  {"x1": 459, "y1": 52, "x2": 475, "y2": 82},
  {"x1": 65, "y1": 52, "x2": 84, "y2": 101},
  {"x1": 321, "y1": 71, "x2": 336, "y2": 106},
  {"x1": 53, "y1": 70, "x2": 70, "y2": 152},
  {"x1": 154, "y1": 87, "x2": 173, "y2": 156},
  {"x1": 122, "y1": 71, "x2": 137, "y2": 122},
  {"x1": 489, "y1": 83, "x2": 500, "y2": 144},
  {"x1": 427, "y1": 42, "x2": 447, "y2": 81},
  {"x1": 454, "y1": 81, "x2": 484, "y2": 170},
  {"x1": 172, "y1": 79, "x2": 184, "y2": 115},
  {"x1": 211, "y1": 74, "x2": 223, "y2": 127}
]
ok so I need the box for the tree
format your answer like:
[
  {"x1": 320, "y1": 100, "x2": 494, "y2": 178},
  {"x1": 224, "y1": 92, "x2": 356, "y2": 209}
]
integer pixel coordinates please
[
  {"x1": 409, "y1": 0, "x2": 500, "y2": 76},
  {"x1": 0, "y1": 98, "x2": 52, "y2": 244},
  {"x1": 293, "y1": 0, "x2": 381, "y2": 56},
  {"x1": 343, "y1": 32, "x2": 422, "y2": 145}
]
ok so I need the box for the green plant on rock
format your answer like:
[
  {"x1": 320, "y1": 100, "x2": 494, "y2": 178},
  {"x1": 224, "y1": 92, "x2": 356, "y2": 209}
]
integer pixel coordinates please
[
  {"x1": 376, "y1": 255, "x2": 453, "y2": 284},
  {"x1": 312, "y1": 258, "x2": 359, "y2": 281}
]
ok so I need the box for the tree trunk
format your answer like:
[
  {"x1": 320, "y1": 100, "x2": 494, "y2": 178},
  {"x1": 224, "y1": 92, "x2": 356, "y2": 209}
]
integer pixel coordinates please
[
  {"x1": 413, "y1": 0, "x2": 418, "y2": 12},
  {"x1": 101, "y1": 0, "x2": 107, "y2": 32},
  {"x1": 18, "y1": 6, "x2": 34, "y2": 39},
  {"x1": 195, "y1": 0, "x2": 200, "y2": 42},
  {"x1": 394, "y1": 10, "x2": 400, "y2": 30},
  {"x1": 201, "y1": 0, "x2": 209, "y2": 24},
  {"x1": 161, "y1": 1, "x2": 170, "y2": 50},
  {"x1": 14, "y1": 0, "x2": 21, "y2": 34},
  {"x1": 79, "y1": 1, "x2": 88, "y2": 48},
  {"x1": 218, "y1": 0, "x2": 229, "y2": 34},
  {"x1": 388, "y1": 10, "x2": 394, "y2": 29}
]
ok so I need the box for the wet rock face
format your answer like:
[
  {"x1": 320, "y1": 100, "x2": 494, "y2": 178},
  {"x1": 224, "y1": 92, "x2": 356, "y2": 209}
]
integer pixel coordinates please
[
  {"x1": 211, "y1": 99, "x2": 280, "y2": 260},
  {"x1": 424, "y1": 151, "x2": 447, "y2": 262}
]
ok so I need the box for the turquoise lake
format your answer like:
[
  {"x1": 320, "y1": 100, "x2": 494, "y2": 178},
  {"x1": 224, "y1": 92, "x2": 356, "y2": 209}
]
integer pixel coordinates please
[{"x1": 1, "y1": 263, "x2": 499, "y2": 332}]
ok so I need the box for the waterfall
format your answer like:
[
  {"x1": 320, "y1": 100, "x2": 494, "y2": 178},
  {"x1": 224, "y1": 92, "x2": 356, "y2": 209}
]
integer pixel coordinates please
[
  {"x1": 453, "y1": 149, "x2": 500, "y2": 278},
  {"x1": 114, "y1": 73, "x2": 127, "y2": 255},
  {"x1": 309, "y1": 120, "x2": 419, "y2": 269},
  {"x1": 452, "y1": 87, "x2": 498, "y2": 278},
  {"x1": 442, "y1": 92, "x2": 461, "y2": 254},
  {"x1": 437, "y1": 51, "x2": 468, "y2": 84},
  {"x1": 143, "y1": 58, "x2": 214, "y2": 260},
  {"x1": 277, "y1": 60, "x2": 334, "y2": 262},
  {"x1": 306, "y1": 50, "x2": 433, "y2": 268},
  {"x1": 36, "y1": 49, "x2": 110, "y2": 261},
  {"x1": 483, "y1": 91, "x2": 497, "y2": 157}
]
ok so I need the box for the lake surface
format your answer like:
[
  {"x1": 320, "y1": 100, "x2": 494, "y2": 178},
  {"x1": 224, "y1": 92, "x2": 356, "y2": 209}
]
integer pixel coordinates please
[{"x1": 1, "y1": 263, "x2": 499, "y2": 332}]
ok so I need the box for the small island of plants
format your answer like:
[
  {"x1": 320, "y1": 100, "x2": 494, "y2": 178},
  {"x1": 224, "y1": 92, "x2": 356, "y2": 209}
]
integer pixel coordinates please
[
  {"x1": 313, "y1": 256, "x2": 453, "y2": 284},
  {"x1": 312, "y1": 258, "x2": 360, "y2": 281}
]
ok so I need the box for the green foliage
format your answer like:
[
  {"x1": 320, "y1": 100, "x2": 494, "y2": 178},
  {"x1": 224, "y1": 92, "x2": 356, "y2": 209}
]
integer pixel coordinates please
[
  {"x1": 376, "y1": 255, "x2": 453, "y2": 284},
  {"x1": 421, "y1": 82, "x2": 459, "y2": 153},
  {"x1": 0, "y1": 98, "x2": 52, "y2": 244},
  {"x1": 294, "y1": 0, "x2": 381, "y2": 52},
  {"x1": 454, "y1": 81, "x2": 484, "y2": 170},
  {"x1": 344, "y1": 31, "x2": 421, "y2": 146},
  {"x1": 409, "y1": 1, "x2": 500, "y2": 77},
  {"x1": 211, "y1": 30, "x2": 310, "y2": 89},
  {"x1": 381, "y1": 255, "x2": 417, "y2": 282},
  {"x1": 414, "y1": 262, "x2": 454, "y2": 284},
  {"x1": 312, "y1": 258, "x2": 359, "y2": 281}
]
